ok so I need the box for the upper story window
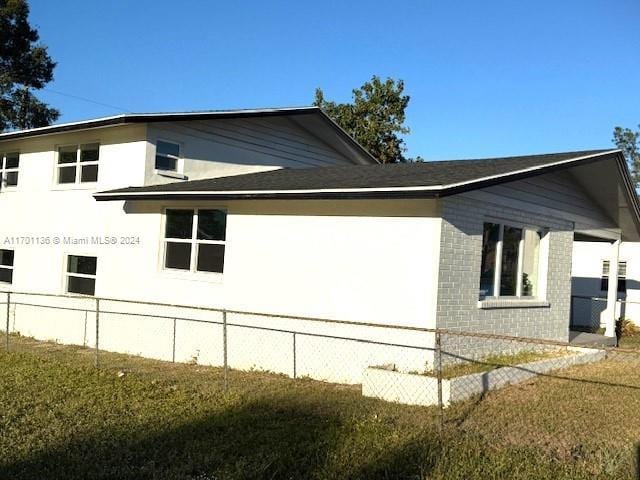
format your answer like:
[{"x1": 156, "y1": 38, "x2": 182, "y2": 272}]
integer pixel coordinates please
[
  {"x1": 66, "y1": 255, "x2": 97, "y2": 295},
  {"x1": 479, "y1": 222, "x2": 543, "y2": 299},
  {"x1": 57, "y1": 144, "x2": 99, "y2": 184},
  {"x1": 0, "y1": 249, "x2": 14, "y2": 284},
  {"x1": 155, "y1": 140, "x2": 180, "y2": 172},
  {"x1": 0, "y1": 152, "x2": 20, "y2": 189},
  {"x1": 163, "y1": 208, "x2": 226, "y2": 274},
  {"x1": 601, "y1": 260, "x2": 626, "y2": 293}
]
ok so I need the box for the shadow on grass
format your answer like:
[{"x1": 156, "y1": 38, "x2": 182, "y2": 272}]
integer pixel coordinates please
[{"x1": 0, "y1": 397, "x2": 442, "y2": 480}]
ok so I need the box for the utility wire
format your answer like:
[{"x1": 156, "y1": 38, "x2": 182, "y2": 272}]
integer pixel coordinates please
[{"x1": 42, "y1": 88, "x2": 133, "y2": 113}]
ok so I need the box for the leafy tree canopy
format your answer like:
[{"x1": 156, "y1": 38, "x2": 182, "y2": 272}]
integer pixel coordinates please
[
  {"x1": 314, "y1": 76, "x2": 414, "y2": 163},
  {"x1": 612, "y1": 125, "x2": 640, "y2": 190},
  {"x1": 0, "y1": 0, "x2": 59, "y2": 131}
]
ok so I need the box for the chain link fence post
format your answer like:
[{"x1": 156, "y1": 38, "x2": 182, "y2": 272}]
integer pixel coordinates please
[
  {"x1": 172, "y1": 318, "x2": 177, "y2": 363},
  {"x1": 5, "y1": 291, "x2": 10, "y2": 352},
  {"x1": 223, "y1": 310, "x2": 228, "y2": 392},
  {"x1": 435, "y1": 329, "x2": 444, "y2": 429},
  {"x1": 292, "y1": 332, "x2": 297, "y2": 379},
  {"x1": 95, "y1": 298, "x2": 100, "y2": 369}
]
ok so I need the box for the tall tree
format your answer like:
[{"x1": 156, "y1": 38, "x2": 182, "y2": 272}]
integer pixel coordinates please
[
  {"x1": 0, "y1": 0, "x2": 58, "y2": 131},
  {"x1": 612, "y1": 125, "x2": 640, "y2": 190},
  {"x1": 314, "y1": 76, "x2": 412, "y2": 163}
]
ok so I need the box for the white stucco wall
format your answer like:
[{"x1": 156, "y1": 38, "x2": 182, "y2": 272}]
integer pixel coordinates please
[
  {"x1": 0, "y1": 124, "x2": 442, "y2": 381},
  {"x1": 572, "y1": 241, "x2": 640, "y2": 325}
]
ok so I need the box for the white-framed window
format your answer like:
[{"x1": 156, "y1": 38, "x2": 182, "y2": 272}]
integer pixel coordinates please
[
  {"x1": 0, "y1": 152, "x2": 20, "y2": 189},
  {"x1": 155, "y1": 140, "x2": 181, "y2": 172},
  {"x1": 57, "y1": 144, "x2": 100, "y2": 184},
  {"x1": 601, "y1": 260, "x2": 626, "y2": 293},
  {"x1": 66, "y1": 255, "x2": 97, "y2": 295},
  {"x1": 0, "y1": 249, "x2": 14, "y2": 284},
  {"x1": 163, "y1": 208, "x2": 226, "y2": 273},
  {"x1": 479, "y1": 222, "x2": 544, "y2": 299}
]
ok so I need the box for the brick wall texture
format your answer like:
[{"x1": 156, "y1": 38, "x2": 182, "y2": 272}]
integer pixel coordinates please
[{"x1": 436, "y1": 194, "x2": 574, "y2": 361}]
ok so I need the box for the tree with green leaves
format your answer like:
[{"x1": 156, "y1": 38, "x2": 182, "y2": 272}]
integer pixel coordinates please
[
  {"x1": 314, "y1": 76, "x2": 413, "y2": 163},
  {"x1": 0, "y1": 0, "x2": 59, "y2": 131},
  {"x1": 612, "y1": 125, "x2": 640, "y2": 190}
]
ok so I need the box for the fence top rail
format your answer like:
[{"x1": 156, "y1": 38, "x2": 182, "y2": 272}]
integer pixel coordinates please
[
  {"x1": 3, "y1": 289, "x2": 439, "y2": 335},
  {"x1": 5, "y1": 289, "x2": 640, "y2": 354}
]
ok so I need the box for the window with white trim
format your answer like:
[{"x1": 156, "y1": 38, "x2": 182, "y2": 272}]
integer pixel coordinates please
[
  {"x1": 155, "y1": 140, "x2": 180, "y2": 172},
  {"x1": 163, "y1": 208, "x2": 226, "y2": 273},
  {"x1": 479, "y1": 222, "x2": 543, "y2": 299},
  {"x1": 57, "y1": 144, "x2": 99, "y2": 184},
  {"x1": 0, "y1": 249, "x2": 14, "y2": 284},
  {"x1": 66, "y1": 255, "x2": 97, "y2": 295},
  {"x1": 601, "y1": 260, "x2": 626, "y2": 293},
  {"x1": 1, "y1": 152, "x2": 20, "y2": 189}
]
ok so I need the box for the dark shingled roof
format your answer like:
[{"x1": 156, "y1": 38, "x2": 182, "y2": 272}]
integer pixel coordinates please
[{"x1": 95, "y1": 149, "x2": 620, "y2": 201}]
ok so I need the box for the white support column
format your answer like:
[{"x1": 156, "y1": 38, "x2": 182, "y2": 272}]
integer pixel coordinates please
[{"x1": 603, "y1": 239, "x2": 621, "y2": 337}]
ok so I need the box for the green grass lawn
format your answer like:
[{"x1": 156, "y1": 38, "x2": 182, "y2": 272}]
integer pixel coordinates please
[{"x1": 1, "y1": 336, "x2": 640, "y2": 479}]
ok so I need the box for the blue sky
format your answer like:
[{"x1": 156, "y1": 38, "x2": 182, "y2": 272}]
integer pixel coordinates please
[{"x1": 29, "y1": 0, "x2": 640, "y2": 160}]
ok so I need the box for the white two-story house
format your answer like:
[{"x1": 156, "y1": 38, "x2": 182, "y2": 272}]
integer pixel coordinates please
[{"x1": 1, "y1": 107, "x2": 639, "y2": 382}]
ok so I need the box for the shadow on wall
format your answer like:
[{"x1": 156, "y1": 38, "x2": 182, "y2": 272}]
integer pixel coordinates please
[
  {"x1": 0, "y1": 398, "x2": 444, "y2": 480},
  {"x1": 570, "y1": 277, "x2": 640, "y2": 330}
]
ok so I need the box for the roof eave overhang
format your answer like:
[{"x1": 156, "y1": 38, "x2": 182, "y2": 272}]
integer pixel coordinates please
[
  {"x1": 0, "y1": 107, "x2": 322, "y2": 142},
  {"x1": 95, "y1": 149, "x2": 628, "y2": 203}
]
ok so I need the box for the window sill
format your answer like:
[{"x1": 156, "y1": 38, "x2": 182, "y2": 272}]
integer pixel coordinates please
[
  {"x1": 161, "y1": 268, "x2": 224, "y2": 284},
  {"x1": 155, "y1": 170, "x2": 187, "y2": 180},
  {"x1": 478, "y1": 298, "x2": 550, "y2": 309},
  {"x1": 51, "y1": 183, "x2": 98, "y2": 192}
]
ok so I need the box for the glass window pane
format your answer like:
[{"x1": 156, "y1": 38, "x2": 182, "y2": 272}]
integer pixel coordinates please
[
  {"x1": 5, "y1": 171, "x2": 18, "y2": 186},
  {"x1": 58, "y1": 146, "x2": 77, "y2": 164},
  {"x1": 155, "y1": 155, "x2": 177, "y2": 171},
  {"x1": 165, "y1": 242, "x2": 191, "y2": 270},
  {"x1": 157, "y1": 141, "x2": 180, "y2": 157},
  {"x1": 80, "y1": 144, "x2": 99, "y2": 162},
  {"x1": 521, "y1": 230, "x2": 541, "y2": 297},
  {"x1": 602, "y1": 261, "x2": 610, "y2": 276},
  {"x1": 197, "y1": 210, "x2": 226, "y2": 241},
  {"x1": 81, "y1": 164, "x2": 99, "y2": 183},
  {"x1": 58, "y1": 166, "x2": 76, "y2": 184},
  {"x1": 5, "y1": 153, "x2": 19, "y2": 169},
  {"x1": 500, "y1": 226, "x2": 522, "y2": 296},
  {"x1": 479, "y1": 223, "x2": 500, "y2": 298},
  {"x1": 0, "y1": 249, "x2": 14, "y2": 266},
  {"x1": 67, "y1": 255, "x2": 97, "y2": 275},
  {"x1": 165, "y1": 210, "x2": 194, "y2": 239},
  {"x1": 67, "y1": 276, "x2": 95, "y2": 295},
  {"x1": 0, "y1": 267, "x2": 12, "y2": 284},
  {"x1": 197, "y1": 243, "x2": 225, "y2": 273}
]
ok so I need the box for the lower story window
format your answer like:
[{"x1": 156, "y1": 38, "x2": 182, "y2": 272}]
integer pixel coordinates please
[
  {"x1": 163, "y1": 208, "x2": 226, "y2": 274},
  {"x1": 0, "y1": 249, "x2": 14, "y2": 284},
  {"x1": 479, "y1": 222, "x2": 543, "y2": 299},
  {"x1": 66, "y1": 255, "x2": 97, "y2": 295}
]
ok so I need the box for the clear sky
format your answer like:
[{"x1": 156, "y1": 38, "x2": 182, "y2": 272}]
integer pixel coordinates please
[{"x1": 28, "y1": 0, "x2": 640, "y2": 160}]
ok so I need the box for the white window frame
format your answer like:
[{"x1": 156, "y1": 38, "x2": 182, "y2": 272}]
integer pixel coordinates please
[
  {"x1": 56, "y1": 143, "x2": 100, "y2": 185},
  {"x1": 0, "y1": 152, "x2": 20, "y2": 191},
  {"x1": 0, "y1": 249, "x2": 14, "y2": 284},
  {"x1": 154, "y1": 139, "x2": 182, "y2": 173},
  {"x1": 65, "y1": 254, "x2": 98, "y2": 296},
  {"x1": 481, "y1": 220, "x2": 547, "y2": 299},
  {"x1": 601, "y1": 260, "x2": 626, "y2": 293},
  {"x1": 162, "y1": 207, "x2": 226, "y2": 274}
]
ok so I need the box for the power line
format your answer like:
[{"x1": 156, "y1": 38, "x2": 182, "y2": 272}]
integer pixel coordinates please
[{"x1": 42, "y1": 88, "x2": 132, "y2": 113}]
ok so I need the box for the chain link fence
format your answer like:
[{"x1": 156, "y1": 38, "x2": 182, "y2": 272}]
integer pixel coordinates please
[{"x1": 2, "y1": 290, "x2": 640, "y2": 429}]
